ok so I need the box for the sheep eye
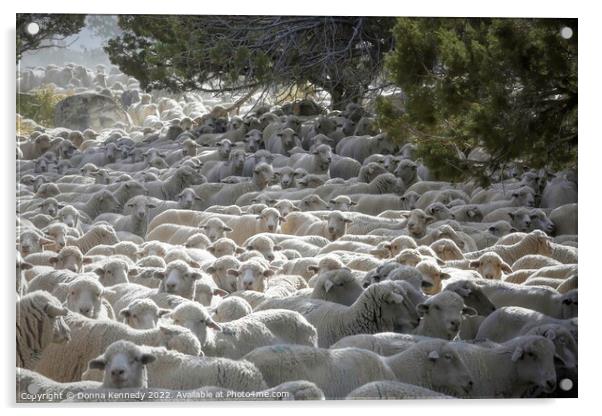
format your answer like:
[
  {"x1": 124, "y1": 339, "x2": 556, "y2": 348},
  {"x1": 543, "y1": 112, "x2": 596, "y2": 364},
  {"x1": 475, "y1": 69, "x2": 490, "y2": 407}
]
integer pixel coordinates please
[{"x1": 132, "y1": 314, "x2": 137, "y2": 319}]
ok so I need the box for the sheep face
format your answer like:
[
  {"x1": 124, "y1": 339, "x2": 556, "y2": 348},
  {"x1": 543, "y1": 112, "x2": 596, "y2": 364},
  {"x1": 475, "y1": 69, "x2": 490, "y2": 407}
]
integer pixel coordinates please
[
  {"x1": 63, "y1": 278, "x2": 108, "y2": 319},
  {"x1": 511, "y1": 187, "x2": 536, "y2": 208},
  {"x1": 38, "y1": 198, "x2": 61, "y2": 217},
  {"x1": 168, "y1": 303, "x2": 221, "y2": 346},
  {"x1": 508, "y1": 209, "x2": 533, "y2": 232},
  {"x1": 425, "y1": 203, "x2": 452, "y2": 221},
  {"x1": 275, "y1": 167, "x2": 295, "y2": 189},
  {"x1": 120, "y1": 299, "x2": 169, "y2": 329},
  {"x1": 487, "y1": 221, "x2": 516, "y2": 238},
  {"x1": 415, "y1": 260, "x2": 451, "y2": 295},
  {"x1": 528, "y1": 209, "x2": 555, "y2": 234},
  {"x1": 95, "y1": 191, "x2": 122, "y2": 214},
  {"x1": 57, "y1": 206, "x2": 80, "y2": 228},
  {"x1": 394, "y1": 159, "x2": 418, "y2": 184},
  {"x1": 404, "y1": 209, "x2": 435, "y2": 239},
  {"x1": 430, "y1": 239, "x2": 464, "y2": 261},
  {"x1": 246, "y1": 236, "x2": 280, "y2": 262},
  {"x1": 389, "y1": 236, "x2": 418, "y2": 256},
  {"x1": 326, "y1": 211, "x2": 352, "y2": 241},
  {"x1": 444, "y1": 280, "x2": 496, "y2": 316},
  {"x1": 229, "y1": 149, "x2": 246, "y2": 171},
  {"x1": 560, "y1": 290, "x2": 578, "y2": 319},
  {"x1": 257, "y1": 208, "x2": 283, "y2": 233},
  {"x1": 207, "y1": 238, "x2": 240, "y2": 258},
  {"x1": 125, "y1": 198, "x2": 157, "y2": 221},
  {"x1": 211, "y1": 297, "x2": 252, "y2": 322},
  {"x1": 528, "y1": 324, "x2": 577, "y2": 370},
  {"x1": 369, "y1": 241, "x2": 392, "y2": 259},
  {"x1": 200, "y1": 218, "x2": 232, "y2": 242},
  {"x1": 469, "y1": 253, "x2": 512, "y2": 280},
  {"x1": 43, "y1": 224, "x2": 69, "y2": 251},
  {"x1": 232, "y1": 261, "x2": 273, "y2": 291},
  {"x1": 376, "y1": 282, "x2": 420, "y2": 332},
  {"x1": 49, "y1": 247, "x2": 83, "y2": 272},
  {"x1": 18, "y1": 230, "x2": 53, "y2": 256},
  {"x1": 274, "y1": 200, "x2": 299, "y2": 217},
  {"x1": 89, "y1": 341, "x2": 156, "y2": 389},
  {"x1": 417, "y1": 292, "x2": 476, "y2": 340},
  {"x1": 312, "y1": 144, "x2": 332, "y2": 171},
  {"x1": 399, "y1": 191, "x2": 420, "y2": 211},
  {"x1": 253, "y1": 163, "x2": 274, "y2": 189},
  {"x1": 424, "y1": 343, "x2": 474, "y2": 396},
  {"x1": 510, "y1": 336, "x2": 557, "y2": 394},
  {"x1": 157, "y1": 261, "x2": 202, "y2": 299},
  {"x1": 94, "y1": 260, "x2": 132, "y2": 286},
  {"x1": 395, "y1": 249, "x2": 423, "y2": 267},
  {"x1": 329, "y1": 196, "x2": 355, "y2": 212},
  {"x1": 300, "y1": 195, "x2": 328, "y2": 211},
  {"x1": 243, "y1": 130, "x2": 263, "y2": 152}
]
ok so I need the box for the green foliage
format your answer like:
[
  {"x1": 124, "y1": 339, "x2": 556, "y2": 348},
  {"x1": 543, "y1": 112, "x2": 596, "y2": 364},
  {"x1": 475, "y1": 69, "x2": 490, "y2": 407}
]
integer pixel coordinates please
[
  {"x1": 105, "y1": 16, "x2": 396, "y2": 109},
  {"x1": 17, "y1": 87, "x2": 67, "y2": 128},
  {"x1": 17, "y1": 14, "x2": 86, "y2": 62},
  {"x1": 379, "y1": 18, "x2": 577, "y2": 181}
]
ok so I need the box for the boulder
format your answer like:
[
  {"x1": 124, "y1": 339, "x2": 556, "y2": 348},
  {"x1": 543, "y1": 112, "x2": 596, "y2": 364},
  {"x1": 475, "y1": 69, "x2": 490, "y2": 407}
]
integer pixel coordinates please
[{"x1": 54, "y1": 93, "x2": 132, "y2": 131}]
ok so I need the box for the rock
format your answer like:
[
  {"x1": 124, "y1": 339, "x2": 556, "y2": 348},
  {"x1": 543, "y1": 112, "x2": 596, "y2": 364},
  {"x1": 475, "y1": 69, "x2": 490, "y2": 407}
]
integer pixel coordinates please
[{"x1": 54, "y1": 93, "x2": 132, "y2": 131}]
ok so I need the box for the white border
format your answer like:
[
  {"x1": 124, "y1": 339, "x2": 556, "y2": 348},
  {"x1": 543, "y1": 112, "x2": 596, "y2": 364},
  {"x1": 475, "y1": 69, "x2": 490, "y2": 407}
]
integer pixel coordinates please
[{"x1": 2, "y1": 1, "x2": 600, "y2": 414}]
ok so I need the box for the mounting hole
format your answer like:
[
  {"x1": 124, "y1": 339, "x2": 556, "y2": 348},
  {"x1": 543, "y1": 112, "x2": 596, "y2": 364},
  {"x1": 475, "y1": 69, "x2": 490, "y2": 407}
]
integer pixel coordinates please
[
  {"x1": 25, "y1": 22, "x2": 40, "y2": 36},
  {"x1": 559, "y1": 378, "x2": 573, "y2": 391},
  {"x1": 560, "y1": 27, "x2": 573, "y2": 39}
]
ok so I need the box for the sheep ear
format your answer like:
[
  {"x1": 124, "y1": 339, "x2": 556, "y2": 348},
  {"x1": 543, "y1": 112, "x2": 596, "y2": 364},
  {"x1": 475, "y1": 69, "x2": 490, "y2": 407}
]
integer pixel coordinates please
[
  {"x1": 227, "y1": 269, "x2": 239, "y2": 277},
  {"x1": 139, "y1": 353, "x2": 156, "y2": 365},
  {"x1": 189, "y1": 261, "x2": 201, "y2": 269},
  {"x1": 222, "y1": 226, "x2": 233, "y2": 233},
  {"x1": 427, "y1": 350, "x2": 440, "y2": 361},
  {"x1": 323, "y1": 279, "x2": 334, "y2": 293},
  {"x1": 542, "y1": 328, "x2": 557, "y2": 340},
  {"x1": 440, "y1": 272, "x2": 451, "y2": 280},
  {"x1": 206, "y1": 318, "x2": 222, "y2": 331},
  {"x1": 119, "y1": 308, "x2": 130, "y2": 318},
  {"x1": 468, "y1": 260, "x2": 480, "y2": 269},
  {"x1": 102, "y1": 288, "x2": 116, "y2": 297},
  {"x1": 307, "y1": 265, "x2": 319, "y2": 273},
  {"x1": 511, "y1": 347, "x2": 524, "y2": 362},
  {"x1": 93, "y1": 268, "x2": 104, "y2": 276},
  {"x1": 416, "y1": 303, "x2": 429, "y2": 316},
  {"x1": 235, "y1": 247, "x2": 245, "y2": 254},
  {"x1": 273, "y1": 245, "x2": 282, "y2": 251},
  {"x1": 263, "y1": 269, "x2": 274, "y2": 277},
  {"x1": 212, "y1": 288, "x2": 228, "y2": 297},
  {"x1": 343, "y1": 218, "x2": 353, "y2": 224},
  {"x1": 501, "y1": 262, "x2": 512, "y2": 273},
  {"x1": 88, "y1": 356, "x2": 107, "y2": 370},
  {"x1": 40, "y1": 237, "x2": 54, "y2": 246},
  {"x1": 20, "y1": 261, "x2": 33, "y2": 270},
  {"x1": 207, "y1": 246, "x2": 215, "y2": 254},
  {"x1": 48, "y1": 256, "x2": 59, "y2": 265},
  {"x1": 157, "y1": 309, "x2": 171, "y2": 317},
  {"x1": 206, "y1": 266, "x2": 216, "y2": 274},
  {"x1": 147, "y1": 202, "x2": 158, "y2": 209},
  {"x1": 425, "y1": 215, "x2": 436, "y2": 224},
  {"x1": 153, "y1": 270, "x2": 166, "y2": 280},
  {"x1": 462, "y1": 306, "x2": 478, "y2": 316}
]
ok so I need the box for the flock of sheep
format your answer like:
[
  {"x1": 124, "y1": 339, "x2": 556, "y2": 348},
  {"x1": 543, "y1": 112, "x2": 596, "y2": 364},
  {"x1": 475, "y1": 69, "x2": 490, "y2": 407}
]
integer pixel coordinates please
[{"x1": 16, "y1": 63, "x2": 578, "y2": 402}]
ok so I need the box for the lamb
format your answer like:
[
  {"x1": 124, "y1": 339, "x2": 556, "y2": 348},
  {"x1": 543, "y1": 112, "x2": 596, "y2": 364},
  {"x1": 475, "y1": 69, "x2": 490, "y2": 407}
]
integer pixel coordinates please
[
  {"x1": 203, "y1": 149, "x2": 246, "y2": 183},
  {"x1": 414, "y1": 291, "x2": 477, "y2": 340},
  {"x1": 266, "y1": 128, "x2": 301, "y2": 155},
  {"x1": 119, "y1": 299, "x2": 170, "y2": 329},
  {"x1": 476, "y1": 306, "x2": 578, "y2": 343},
  {"x1": 329, "y1": 155, "x2": 362, "y2": 180},
  {"x1": 88, "y1": 258, "x2": 136, "y2": 287},
  {"x1": 16, "y1": 291, "x2": 70, "y2": 369},
  {"x1": 72, "y1": 190, "x2": 122, "y2": 219},
  {"x1": 86, "y1": 343, "x2": 267, "y2": 391},
  {"x1": 243, "y1": 234, "x2": 284, "y2": 261},
  {"x1": 430, "y1": 239, "x2": 464, "y2": 261},
  {"x1": 166, "y1": 302, "x2": 317, "y2": 358},
  {"x1": 155, "y1": 260, "x2": 203, "y2": 300},
  {"x1": 442, "y1": 279, "x2": 497, "y2": 316},
  {"x1": 144, "y1": 166, "x2": 203, "y2": 200},
  {"x1": 205, "y1": 255, "x2": 241, "y2": 292},
  {"x1": 210, "y1": 297, "x2": 253, "y2": 322},
  {"x1": 34, "y1": 313, "x2": 201, "y2": 382},
  {"x1": 255, "y1": 280, "x2": 421, "y2": 347},
  {"x1": 477, "y1": 280, "x2": 577, "y2": 318},
  {"x1": 450, "y1": 335, "x2": 558, "y2": 398}
]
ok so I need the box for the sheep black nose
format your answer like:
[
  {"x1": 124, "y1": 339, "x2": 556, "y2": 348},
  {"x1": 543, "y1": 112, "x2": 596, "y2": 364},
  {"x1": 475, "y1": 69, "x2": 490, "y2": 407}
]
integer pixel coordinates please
[
  {"x1": 112, "y1": 368, "x2": 125, "y2": 377},
  {"x1": 80, "y1": 306, "x2": 91, "y2": 315}
]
